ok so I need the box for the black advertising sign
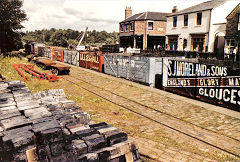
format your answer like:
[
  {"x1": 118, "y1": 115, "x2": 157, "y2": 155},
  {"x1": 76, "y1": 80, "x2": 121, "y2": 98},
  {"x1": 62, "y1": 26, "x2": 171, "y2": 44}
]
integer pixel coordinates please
[{"x1": 163, "y1": 59, "x2": 240, "y2": 111}]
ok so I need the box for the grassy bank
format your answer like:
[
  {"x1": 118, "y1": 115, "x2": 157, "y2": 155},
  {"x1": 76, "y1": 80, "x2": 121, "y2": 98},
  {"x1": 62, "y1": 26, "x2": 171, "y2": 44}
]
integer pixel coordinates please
[{"x1": 0, "y1": 56, "x2": 239, "y2": 162}]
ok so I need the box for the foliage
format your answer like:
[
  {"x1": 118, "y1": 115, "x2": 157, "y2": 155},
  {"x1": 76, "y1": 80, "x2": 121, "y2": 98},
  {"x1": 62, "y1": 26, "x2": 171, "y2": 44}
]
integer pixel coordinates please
[
  {"x1": 22, "y1": 28, "x2": 118, "y2": 47},
  {"x1": 0, "y1": 0, "x2": 27, "y2": 52}
]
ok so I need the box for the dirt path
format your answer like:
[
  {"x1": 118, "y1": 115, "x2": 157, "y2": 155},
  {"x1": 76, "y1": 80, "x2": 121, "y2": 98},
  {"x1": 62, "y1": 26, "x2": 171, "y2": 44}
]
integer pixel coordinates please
[{"x1": 58, "y1": 65, "x2": 240, "y2": 161}]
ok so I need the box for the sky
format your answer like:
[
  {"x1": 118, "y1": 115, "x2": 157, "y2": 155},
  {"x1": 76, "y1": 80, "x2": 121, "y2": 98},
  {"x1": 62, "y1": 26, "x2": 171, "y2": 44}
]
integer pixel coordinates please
[{"x1": 21, "y1": 0, "x2": 209, "y2": 32}]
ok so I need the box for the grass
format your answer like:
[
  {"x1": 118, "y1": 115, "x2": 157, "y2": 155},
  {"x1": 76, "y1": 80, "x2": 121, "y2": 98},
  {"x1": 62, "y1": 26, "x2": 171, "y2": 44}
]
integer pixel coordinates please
[{"x1": 1, "y1": 55, "x2": 239, "y2": 161}]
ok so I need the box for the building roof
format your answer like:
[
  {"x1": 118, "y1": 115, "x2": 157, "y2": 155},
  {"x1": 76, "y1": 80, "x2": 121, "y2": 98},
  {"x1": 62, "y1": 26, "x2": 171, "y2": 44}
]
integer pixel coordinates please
[
  {"x1": 167, "y1": 0, "x2": 228, "y2": 17},
  {"x1": 226, "y1": 3, "x2": 240, "y2": 19},
  {"x1": 121, "y1": 12, "x2": 170, "y2": 23}
]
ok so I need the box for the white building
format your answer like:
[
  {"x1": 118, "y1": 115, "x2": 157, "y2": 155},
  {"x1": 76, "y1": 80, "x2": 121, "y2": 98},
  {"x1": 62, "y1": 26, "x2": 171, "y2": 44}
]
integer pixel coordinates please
[{"x1": 166, "y1": 0, "x2": 240, "y2": 55}]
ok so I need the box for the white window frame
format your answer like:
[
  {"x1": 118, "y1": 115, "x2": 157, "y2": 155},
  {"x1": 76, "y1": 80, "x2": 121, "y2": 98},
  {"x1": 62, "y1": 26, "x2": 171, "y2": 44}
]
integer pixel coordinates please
[
  {"x1": 120, "y1": 23, "x2": 124, "y2": 32},
  {"x1": 238, "y1": 14, "x2": 240, "y2": 31},
  {"x1": 196, "y1": 12, "x2": 202, "y2": 26},
  {"x1": 148, "y1": 21, "x2": 154, "y2": 30},
  {"x1": 225, "y1": 39, "x2": 236, "y2": 54},
  {"x1": 183, "y1": 15, "x2": 188, "y2": 27},
  {"x1": 130, "y1": 21, "x2": 134, "y2": 31},
  {"x1": 173, "y1": 16, "x2": 177, "y2": 27},
  {"x1": 125, "y1": 23, "x2": 129, "y2": 32}
]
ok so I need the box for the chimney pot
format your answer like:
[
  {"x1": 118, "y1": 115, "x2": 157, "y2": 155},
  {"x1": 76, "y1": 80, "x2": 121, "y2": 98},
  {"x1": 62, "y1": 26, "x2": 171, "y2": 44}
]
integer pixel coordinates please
[
  {"x1": 125, "y1": 6, "x2": 132, "y2": 20},
  {"x1": 172, "y1": 6, "x2": 178, "y2": 13}
]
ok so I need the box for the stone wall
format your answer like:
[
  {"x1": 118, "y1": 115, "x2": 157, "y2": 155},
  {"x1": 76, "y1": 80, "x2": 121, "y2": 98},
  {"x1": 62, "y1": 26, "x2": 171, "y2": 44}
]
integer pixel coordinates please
[{"x1": 226, "y1": 14, "x2": 240, "y2": 36}]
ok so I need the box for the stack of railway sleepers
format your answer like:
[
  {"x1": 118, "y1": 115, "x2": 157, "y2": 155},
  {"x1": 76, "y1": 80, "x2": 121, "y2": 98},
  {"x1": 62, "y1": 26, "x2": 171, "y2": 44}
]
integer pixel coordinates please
[
  {"x1": 33, "y1": 89, "x2": 140, "y2": 161},
  {"x1": 0, "y1": 81, "x2": 140, "y2": 161},
  {"x1": 0, "y1": 81, "x2": 42, "y2": 161}
]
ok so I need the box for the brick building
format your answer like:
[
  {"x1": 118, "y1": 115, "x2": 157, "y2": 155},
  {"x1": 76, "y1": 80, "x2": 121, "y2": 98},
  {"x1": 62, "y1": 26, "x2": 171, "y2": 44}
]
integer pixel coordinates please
[
  {"x1": 119, "y1": 7, "x2": 169, "y2": 50},
  {"x1": 225, "y1": 3, "x2": 240, "y2": 60}
]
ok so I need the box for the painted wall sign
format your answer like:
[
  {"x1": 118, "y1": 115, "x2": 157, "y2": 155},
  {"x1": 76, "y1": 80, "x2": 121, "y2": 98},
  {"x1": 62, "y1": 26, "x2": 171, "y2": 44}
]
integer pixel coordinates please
[
  {"x1": 79, "y1": 53, "x2": 100, "y2": 64},
  {"x1": 163, "y1": 59, "x2": 240, "y2": 111},
  {"x1": 167, "y1": 60, "x2": 228, "y2": 77}
]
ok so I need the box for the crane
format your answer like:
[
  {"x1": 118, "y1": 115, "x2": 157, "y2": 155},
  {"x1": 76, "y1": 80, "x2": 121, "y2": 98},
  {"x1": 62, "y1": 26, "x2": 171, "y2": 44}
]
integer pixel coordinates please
[{"x1": 76, "y1": 27, "x2": 88, "y2": 51}]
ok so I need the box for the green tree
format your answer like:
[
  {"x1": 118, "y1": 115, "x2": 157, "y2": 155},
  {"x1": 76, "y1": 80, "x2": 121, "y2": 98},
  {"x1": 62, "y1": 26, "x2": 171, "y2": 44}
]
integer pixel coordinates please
[
  {"x1": 50, "y1": 30, "x2": 68, "y2": 47},
  {"x1": 23, "y1": 28, "x2": 119, "y2": 47},
  {"x1": 0, "y1": 0, "x2": 27, "y2": 52}
]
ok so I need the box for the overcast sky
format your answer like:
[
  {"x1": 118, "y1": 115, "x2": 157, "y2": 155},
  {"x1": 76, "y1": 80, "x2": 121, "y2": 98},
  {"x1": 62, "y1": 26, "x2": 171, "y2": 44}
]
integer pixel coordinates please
[{"x1": 22, "y1": 0, "x2": 210, "y2": 32}]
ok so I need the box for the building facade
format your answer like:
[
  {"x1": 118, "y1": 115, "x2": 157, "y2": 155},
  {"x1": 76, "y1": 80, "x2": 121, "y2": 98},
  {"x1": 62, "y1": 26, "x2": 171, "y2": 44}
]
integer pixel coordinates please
[
  {"x1": 225, "y1": 3, "x2": 240, "y2": 60},
  {"x1": 119, "y1": 7, "x2": 169, "y2": 50},
  {"x1": 166, "y1": 0, "x2": 240, "y2": 55}
]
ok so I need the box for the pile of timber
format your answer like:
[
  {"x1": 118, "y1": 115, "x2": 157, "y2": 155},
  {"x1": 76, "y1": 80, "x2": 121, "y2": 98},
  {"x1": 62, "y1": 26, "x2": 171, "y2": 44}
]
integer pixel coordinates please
[{"x1": 0, "y1": 81, "x2": 140, "y2": 161}]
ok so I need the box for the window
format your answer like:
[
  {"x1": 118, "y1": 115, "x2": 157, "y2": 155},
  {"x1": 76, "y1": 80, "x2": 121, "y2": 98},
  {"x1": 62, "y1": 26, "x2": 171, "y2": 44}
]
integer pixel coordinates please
[
  {"x1": 238, "y1": 14, "x2": 240, "y2": 31},
  {"x1": 130, "y1": 22, "x2": 134, "y2": 31},
  {"x1": 184, "y1": 15, "x2": 188, "y2": 27},
  {"x1": 148, "y1": 22, "x2": 153, "y2": 30},
  {"x1": 225, "y1": 39, "x2": 236, "y2": 54},
  {"x1": 197, "y1": 12, "x2": 202, "y2": 25},
  {"x1": 173, "y1": 16, "x2": 177, "y2": 27},
  {"x1": 192, "y1": 36, "x2": 205, "y2": 52},
  {"x1": 226, "y1": 39, "x2": 235, "y2": 46},
  {"x1": 168, "y1": 37, "x2": 178, "y2": 50},
  {"x1": 183, "y1": 39, "x2": 187, "y2": 50},
  {"x1": 125, "y1": 23, "x2": 129, "y2": 32},
  {"x1": 120, "y1": 24, "x2": 124, "y2": 32}
]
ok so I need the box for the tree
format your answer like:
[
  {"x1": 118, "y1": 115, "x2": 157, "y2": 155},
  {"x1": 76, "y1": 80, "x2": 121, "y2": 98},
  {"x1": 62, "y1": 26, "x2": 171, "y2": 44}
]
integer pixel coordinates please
[
  {"x1": 50, "y1": 30, "x2": 68, "y2": 47},
  {"x1": 0, "y1": 0, "x2": 27, "y2": 52},
  {"x1": 23, "y1": 28, "x2": 119, "y2": 47}
]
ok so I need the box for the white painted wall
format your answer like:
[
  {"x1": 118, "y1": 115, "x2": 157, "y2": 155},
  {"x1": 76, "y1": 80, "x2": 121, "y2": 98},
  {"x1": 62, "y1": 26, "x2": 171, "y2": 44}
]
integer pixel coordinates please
[
  {"x1": 166, "y1": 10, "x2": 211, "y2": 51},
  {"x1": 208, "y1": 0, "x2": 240, "y2": 52},
  {"x1": 208, "y1": 23, "x2": 226, "y2": 52},
  {"x1": 166, "y1": 0, "x2": 240, "y2": 52}
]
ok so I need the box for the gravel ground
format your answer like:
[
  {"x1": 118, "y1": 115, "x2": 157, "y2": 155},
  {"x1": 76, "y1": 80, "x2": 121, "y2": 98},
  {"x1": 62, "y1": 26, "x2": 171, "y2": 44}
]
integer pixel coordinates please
[
  {"x1": 60, "y1": 65, "x2": 240, "y2": 161},
  {"x1": 1, "y1": 57, "x2": 239, "y2": 161}
]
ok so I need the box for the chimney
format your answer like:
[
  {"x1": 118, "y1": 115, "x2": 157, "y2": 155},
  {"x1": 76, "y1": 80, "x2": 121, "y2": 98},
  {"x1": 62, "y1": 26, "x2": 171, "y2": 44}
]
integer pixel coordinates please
[
  {"x1": 125, "y1": 7, "x2": 132, "y2": 20},
  {"x1": 172, "y1": 6, "x2": 178, "y2": 13}
]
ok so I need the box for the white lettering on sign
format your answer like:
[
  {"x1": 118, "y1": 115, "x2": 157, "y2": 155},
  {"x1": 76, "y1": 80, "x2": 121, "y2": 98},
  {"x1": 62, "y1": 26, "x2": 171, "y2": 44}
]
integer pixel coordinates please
[
  {"x1": 167, "y1": 79, "x2": 191, "y2": 87},
  {"x1": 168, "y1": 60, "x2": 228, "y2": 77},
  {"x1": 199, "y1": 78, "x2": 219, "y2": 86},
  {"x1": 110, "y1": 58, "x2": 144, "y2": 68},
  {"x1": 198, "y1": 88, "x2": 240, "y2": 105},
  {"x1": 229, "y1": 78, "x2": 240, "y2": 86},
  {"x1": 231, "y1": 89, "x2": 237, "y2": 104},
  {"x1": 80, "y1": 54, "x2": 99, "y2": 63},
  {"x1": 195, "y1": 64, "x2": 207, "y2": 76},
  {"x1": 167, "y1": 76, "x2": 240, "y2": 88},
  {"x1": 211, "y1": 66, "x2": 227, "y2": 77},
  {"x1": 238, "y1": 91, "x2": 240, "y2": 105}
]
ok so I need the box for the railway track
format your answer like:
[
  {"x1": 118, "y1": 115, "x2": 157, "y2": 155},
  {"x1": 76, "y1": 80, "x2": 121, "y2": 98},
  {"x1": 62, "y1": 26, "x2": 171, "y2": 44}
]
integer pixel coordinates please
[
  {"x1": 63, "y1": 74, "x2": 240, "y2": 159},
  {"x1": 68, "y1": 71, "x2": 240, "y2": 141}
]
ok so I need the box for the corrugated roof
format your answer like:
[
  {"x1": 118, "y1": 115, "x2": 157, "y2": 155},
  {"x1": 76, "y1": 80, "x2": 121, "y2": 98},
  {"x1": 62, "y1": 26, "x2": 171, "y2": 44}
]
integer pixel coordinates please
[
  {"x1": 121, "y1": 12, "x2": 170, "y2": 23},
  {"x1": 167, "y1": 0, "x2": 228, "y2": 17}
]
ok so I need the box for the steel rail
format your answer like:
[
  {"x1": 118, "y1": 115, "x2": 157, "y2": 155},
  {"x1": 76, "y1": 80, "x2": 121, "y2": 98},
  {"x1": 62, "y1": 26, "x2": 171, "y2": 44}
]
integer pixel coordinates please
[
  {"x1": 63, "y1": 76, "x2": 240, "y2": 158},
  {"x1": 66, "y1": 72, "x2": 239, "y2": 142}
]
